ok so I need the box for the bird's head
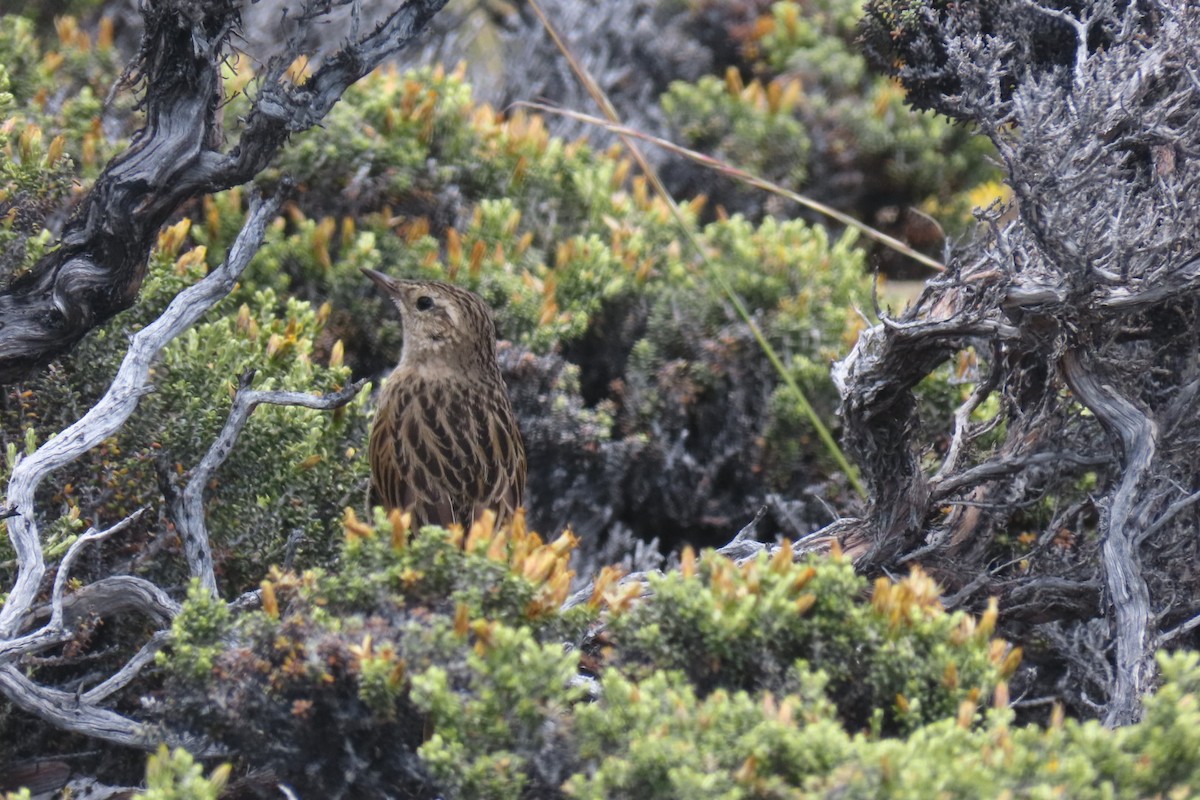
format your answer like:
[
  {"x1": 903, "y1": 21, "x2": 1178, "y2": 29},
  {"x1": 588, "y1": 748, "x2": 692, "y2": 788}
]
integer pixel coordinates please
[{"x1": 361, "y1": 269, "x2": 498, "y2": 374}]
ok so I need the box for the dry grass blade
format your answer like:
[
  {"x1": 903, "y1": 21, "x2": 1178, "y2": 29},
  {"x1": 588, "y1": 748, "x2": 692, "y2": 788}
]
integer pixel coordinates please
[{"x1": 515, "y1": 103, "x2": 946, "y2": 274}]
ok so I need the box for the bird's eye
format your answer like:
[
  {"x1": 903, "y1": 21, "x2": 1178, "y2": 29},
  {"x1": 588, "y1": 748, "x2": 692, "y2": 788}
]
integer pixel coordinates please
[{"x1": 416, "y1": 295, "x2": 435, "y2": 311}]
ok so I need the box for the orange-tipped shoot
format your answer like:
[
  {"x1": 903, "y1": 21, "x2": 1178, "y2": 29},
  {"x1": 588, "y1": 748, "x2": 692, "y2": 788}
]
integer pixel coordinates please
[{"x1": 343, "y1": 507, "x2": 375, "y2": 543}]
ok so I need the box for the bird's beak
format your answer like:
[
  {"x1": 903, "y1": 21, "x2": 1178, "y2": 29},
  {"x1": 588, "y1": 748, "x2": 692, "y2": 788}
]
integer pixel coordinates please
[{"x1": 361, "y1": 268, "x2": 400, "y2": 297}]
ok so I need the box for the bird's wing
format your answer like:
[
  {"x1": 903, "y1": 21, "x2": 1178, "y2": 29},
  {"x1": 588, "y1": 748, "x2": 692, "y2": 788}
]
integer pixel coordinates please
[
  {"x1": 433, "y1": 381, "x2": 524, "y2": 525},
  {"x1": 482, "y1": 392, "x2": 526, "y2": 520},
  {"x1": 370, "y1": 381, "x2": 462, "y2": 527}
]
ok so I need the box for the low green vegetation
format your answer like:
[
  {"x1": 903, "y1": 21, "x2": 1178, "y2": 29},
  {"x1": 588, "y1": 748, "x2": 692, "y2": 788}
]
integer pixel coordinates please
[{"x1": 148, "y1": 515, "x2": 1200, "y2": 798}]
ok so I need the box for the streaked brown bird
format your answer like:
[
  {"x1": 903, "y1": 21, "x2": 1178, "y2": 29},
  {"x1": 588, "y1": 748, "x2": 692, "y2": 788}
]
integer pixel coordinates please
[{"x1": 362, "y1": 269, "x2": 526, "y2": 528}]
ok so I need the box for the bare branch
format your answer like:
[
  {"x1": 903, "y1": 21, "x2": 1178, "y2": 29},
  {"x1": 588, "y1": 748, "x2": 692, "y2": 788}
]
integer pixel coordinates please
[
  {"x1": 52, "y1": 576, "x2": 181, "y2": 628},
  {"x1": 49, "y1": 510, "x2": 146, "y2": 632},
  {"x1": 714, "y1": 506, "x2": 768, "y2": 561},
  {"x1": 1060, "y1": 350, "x2": 1156, "y2": 727},
  {"x1": 0, "y1": 662, "x2": 210, "y2": 752},
  {"x1": 850, "y1": 0, "x2": 1200, "y2": 719},
  {"x1": 1157, "y1": 611, "x2": 1200, "y2": 648},
  {"x1": 1017, "y1": 0, "x2": 1091, "y2": 83},
  {"x1": 1137, "y1": 488, "x2": 1200, "y2": 545},
  {"x1": 0, "y1": 512, "x2": 148, "y2": 663},
  {"x1": 0, "y1": 190, "x2": 279, "y2": 640},
  {"x1": 930, "y1": 451, "x2": 1109, "y2": 501},
  {"x1": 82, "y1": 632, "x2": 171, "y2": 705},
  {"x1": 0, "y1": 191, "x2": 279, "y2": 748},
  {"x1": 171, "y1": 370, "x2": 367, "y2": 593},
  {"x1": 932, "y1": 347, "x2": 1001, "y2": 483}
]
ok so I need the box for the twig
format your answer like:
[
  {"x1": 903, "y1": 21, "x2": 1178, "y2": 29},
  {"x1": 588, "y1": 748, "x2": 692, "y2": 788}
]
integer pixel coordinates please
[
  {"x1": 171, "y1": 369, "x2": 367, "y2": 594},
  {"x1": 82, "y1": 631, "x2": 171, "y2": 705},
  {"x1": 1137, "y1": 487, "x2": 1200, "y2": 545},
  {"x1": 1156, "y1": 610, "x2": 1200, "y2": 648},
  {"x1": 716, "y1": 506, "x2": 768, "y2": 561},
  {"x1": 930, "y1": 451, "x2": 1110, "y2": 501},
  {"x1": 50, "y1": 510, "x2": 147, "y2": 632},
  {"x1": 1097, "y1": 256, "x2": 1200, "y2": 310},
  {"x1": 1018, "y1": 0, "x2": 1092, "y2": 85},
  {"x1": 0, "y1": 625, "x2": 72, "y2": 663},
  {"x1": 933, "y1": 349, "x2": 1002, "y2": 483}
]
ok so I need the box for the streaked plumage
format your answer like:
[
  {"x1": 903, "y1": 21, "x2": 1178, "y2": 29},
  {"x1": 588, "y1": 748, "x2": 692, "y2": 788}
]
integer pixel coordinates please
[{"x1": 363, "y1": 269, "x2": 526, "y2": 528}]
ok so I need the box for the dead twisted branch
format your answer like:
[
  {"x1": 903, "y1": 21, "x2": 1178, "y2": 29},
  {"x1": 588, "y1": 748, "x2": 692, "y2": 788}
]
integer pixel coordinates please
[
  {"x1": 849, "y1": 0, "x2": 1200, "y2": 724},
  {"x1": 0, "y1": 0, "x2": 449, "y2": 384},
  {"x1": 0, "y1": 193, "x2": 277, "y2": 746},
  {"x1": 168, "y1": 369, "x2": 367, "y2": 594}
]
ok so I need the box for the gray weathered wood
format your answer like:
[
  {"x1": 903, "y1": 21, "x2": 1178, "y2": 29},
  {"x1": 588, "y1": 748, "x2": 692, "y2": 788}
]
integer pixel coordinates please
[
  {"x1": 170, "y1": 370, "x2": 367, "y2": 594},
  {"x1": 0, "y1": 0, "x2": 449, "y2": 384}
]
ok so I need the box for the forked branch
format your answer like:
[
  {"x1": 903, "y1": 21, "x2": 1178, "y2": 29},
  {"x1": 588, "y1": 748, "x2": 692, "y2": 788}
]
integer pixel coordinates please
[
  {"x1": 0, "y1": 193, "x2": 278, "y2": 748},
  {"x1": 170, "y1": 370, "x2": 366, "y2": 594}
]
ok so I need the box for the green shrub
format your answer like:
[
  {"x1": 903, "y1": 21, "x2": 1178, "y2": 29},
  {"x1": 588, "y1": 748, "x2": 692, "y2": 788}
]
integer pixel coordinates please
[
  {"x1": 131, "y1": 746, "x2": 230, "y2": 800},
  {"x1": 131, "y1": 647, "x2": 1200, "y2": 798},
  {"x1": 609, "y1": 544, "x2": 1013, "y2": 733},
  {"x1": 662, "y1": 71, "x2": 810, "y2": 188},
  {"x1": 155, "y1": 512, "x2": 589, "y2": 797},
  {"x1": 566, "y1": 667, "x2": 851, "y2": 799},
  {"x1": 153, "y1": 512, "x2": 1024, "y2": 797},
  {"x1": 660, "y1": 0, "x2": 1001, "y2": 231},
  {"x1": 805, "y1": 651, "x2": 1200, "y2": 798}
]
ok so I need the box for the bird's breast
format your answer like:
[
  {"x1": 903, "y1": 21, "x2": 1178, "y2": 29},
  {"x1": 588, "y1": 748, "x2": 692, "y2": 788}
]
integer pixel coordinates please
[{"x1": 370, "y1": 364, "x2": 524, "y2": 527}]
